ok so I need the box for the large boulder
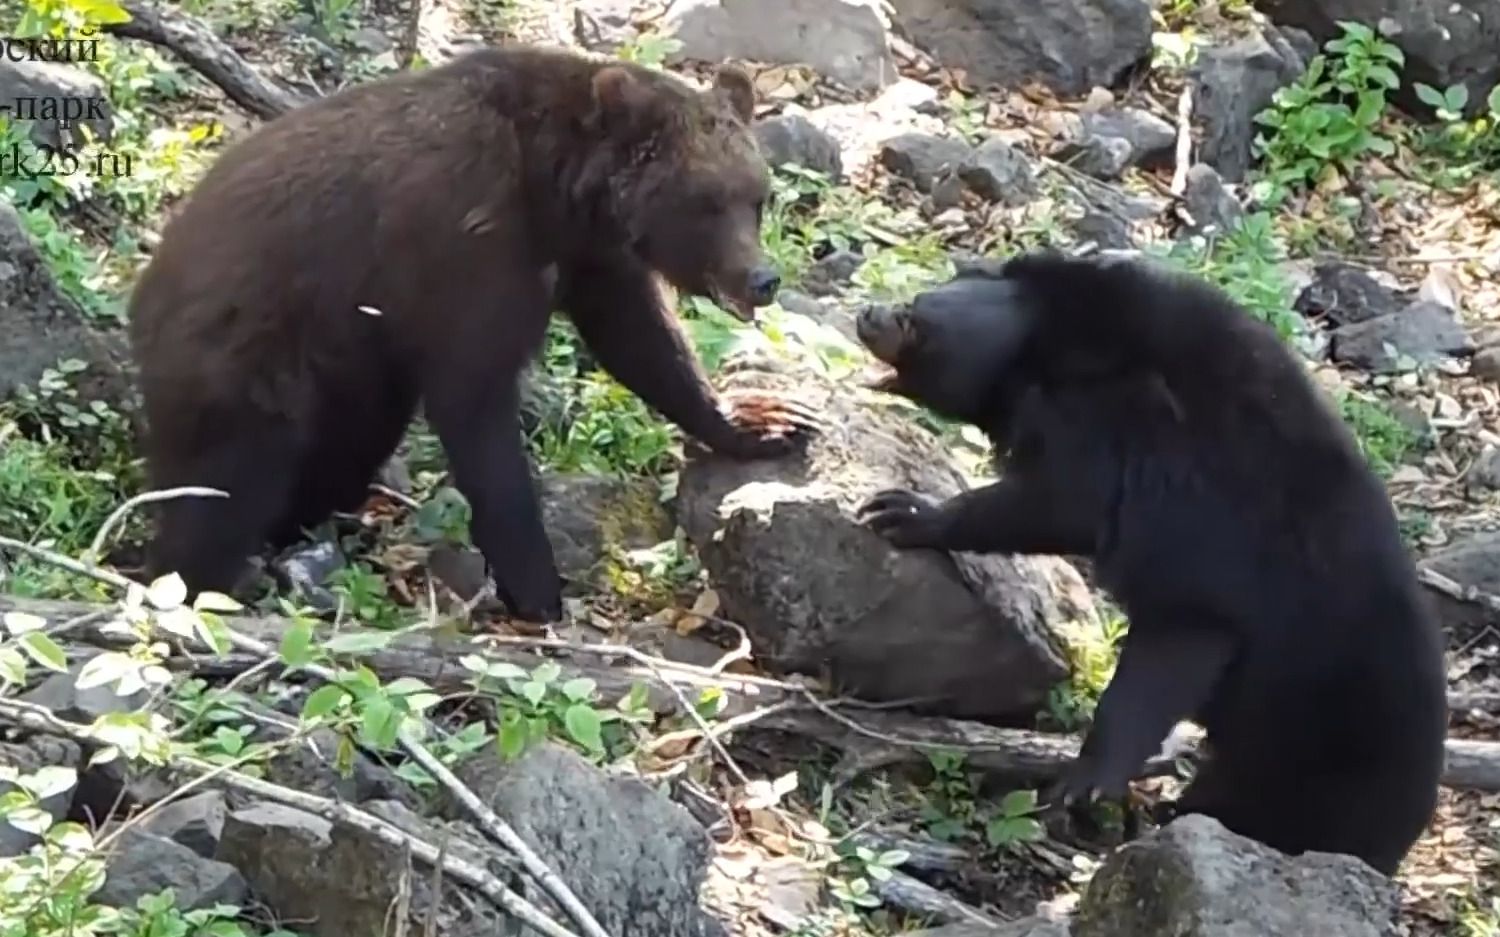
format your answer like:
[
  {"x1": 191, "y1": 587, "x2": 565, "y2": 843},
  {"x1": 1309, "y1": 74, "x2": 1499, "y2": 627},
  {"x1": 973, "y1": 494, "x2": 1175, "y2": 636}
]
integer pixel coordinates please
[
  {"x1": 663, "y1": 0, "x2": 898, "y2": 91},
  {"x1": 1254, "y1": 0, "x2": 1500, "y2": 117},
  {"x1": 1189, "y1": 27, "x2": 1311, "y2": 182},
  {"x1": 886, "y1": 0, "x2": 1154, "y2": 96},
  {"x1": 1075, "y1": 814, "x2": 1401, "y2": 936},
  {"x1": 0, "y1": 201, "x2": 134, "y2": 413},
  {"x1": 676, "y1": 360, "x2": 1088, "y2": 722}
]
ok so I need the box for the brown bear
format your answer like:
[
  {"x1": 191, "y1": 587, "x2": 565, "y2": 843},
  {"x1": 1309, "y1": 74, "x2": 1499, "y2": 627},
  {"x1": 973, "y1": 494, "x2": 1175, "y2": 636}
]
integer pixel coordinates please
[{"x1": 127, "y1": 44, "x2": 818, "y2": 622}]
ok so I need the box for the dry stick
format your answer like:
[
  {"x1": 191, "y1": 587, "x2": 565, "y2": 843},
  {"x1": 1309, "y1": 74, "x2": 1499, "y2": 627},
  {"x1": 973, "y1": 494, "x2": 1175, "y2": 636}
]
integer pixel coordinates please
[
  {"x1": 1169, "y1": 84, "x2": 1194, "y2": 197},
  {"x1": 0, "y1": 697, "x2": 582, "y2": 937},
  {"x1": 87, "y1": 486, "x2": 227, "y2": 559},
  {"x1": 1417, "y1": 566, "x2": 1500, "y2": 616},
  {"x1": 0, "y1": 538, "x2": 614, "y2": 937}
]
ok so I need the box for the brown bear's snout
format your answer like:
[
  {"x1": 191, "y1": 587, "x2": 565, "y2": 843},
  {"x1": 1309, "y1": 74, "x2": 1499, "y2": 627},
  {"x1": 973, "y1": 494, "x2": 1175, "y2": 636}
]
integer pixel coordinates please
[{"x1": 746, "y1": 265, "x2": 780, "y2": 307}]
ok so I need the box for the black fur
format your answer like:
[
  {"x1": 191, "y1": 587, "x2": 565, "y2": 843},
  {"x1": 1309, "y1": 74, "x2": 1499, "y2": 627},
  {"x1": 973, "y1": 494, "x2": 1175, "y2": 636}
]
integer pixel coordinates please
[{"x1": 855, "y1": 250, "x2": 1448, "y2": 875}]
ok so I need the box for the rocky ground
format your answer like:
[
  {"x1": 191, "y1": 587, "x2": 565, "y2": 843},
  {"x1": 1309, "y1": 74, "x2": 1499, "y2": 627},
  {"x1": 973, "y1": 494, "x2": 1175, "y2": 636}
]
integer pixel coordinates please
[{"x1": 2, "y1": 0, "x2": 1500, "y2": 935}]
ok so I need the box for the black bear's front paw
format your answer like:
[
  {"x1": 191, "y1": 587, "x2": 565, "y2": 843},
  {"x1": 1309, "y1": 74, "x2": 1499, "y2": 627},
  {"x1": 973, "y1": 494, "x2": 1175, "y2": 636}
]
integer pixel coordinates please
[
  {"x1": 715, "y1": 391, "x2": 823, "y2": 459},
  {"x1": 857, "y1": 488, "x2": 944, "y2": 548},
  {"x1": 1045, "y1": 753, "x2": 1131, "y2": 809}
]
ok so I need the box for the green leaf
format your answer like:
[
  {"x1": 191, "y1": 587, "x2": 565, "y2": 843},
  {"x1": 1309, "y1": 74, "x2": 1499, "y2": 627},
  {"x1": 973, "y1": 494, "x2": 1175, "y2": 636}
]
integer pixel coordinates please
[
  {"x1": 1415, "y1": 82, "x2": 1446, "y2": 108},
  {"x1": 19, "y1": 632, "x2": 68, "y2": 672},
  {"x1": 561, "y1": 677, "x2": 597, "y2": 702},
  {"x1": 2, "y1": 611, "x2": 47, "y2": 634},
  {"x1": 1488, "y1": 83, "x2": 1500, "y2": 116},
  {"x1": 279, "y1": 620, "x2": 315, "y2": 669},
  {"x1": 195, "y1": 613, "x2": 232, "y2": 656},
  {"x1": 0, "y1": 648, "x2": 26, "y2": 684},
  {"x1": 193, "y1": 591, "x2": 243, "y2": 613},
  {"x1": 361, "y1": 698, "x2": 402, "y2": 749},
  {"x1": 498, "y1": 714, "x2": 528, "y2": 759},
  {"x1": 146, "y1": 572, "x2": 188, "y2": 610},
  {"x1": 532, "y1": 660, "x2": 562, "y2": 684},
  {"x1": 24, "y1": 766, "x2": 77, "y2": 800},
  {"x1": 384, "y1": 676, "x2": 432, "y2": 697},
  {"x1": 999, "y1": 788, "x2": 1038, "y2": 817},
  {"x1": 213, "y1": 727, "x2": 245, "y2": 756},
  {"x1": 302, "y1": 683, "x2": 349, "y2": 720},
  {"x1": 876, "y1": 849, "x2": 910, "y2": 868},
  {"x1": 519, "y1": 680, "x2": 547, "y2": 707},
  {"x1": 564, "y1": 704, "x2": 604, "y2": 752},
  {"x1": 1444, "y1": 84, "x2": 1470, "y2": 113},
  {"x1": 1367, "y1": 64, "x2": 1400, "y2": 90}
]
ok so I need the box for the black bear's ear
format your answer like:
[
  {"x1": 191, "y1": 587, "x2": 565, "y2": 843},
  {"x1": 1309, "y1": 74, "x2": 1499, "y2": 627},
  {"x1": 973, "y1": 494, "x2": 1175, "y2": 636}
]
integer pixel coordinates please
[
  {"x1": 591, "y1": 65, "x2": 655, "y2": 129},
  {"x1": 711, "y1": 64, "x2": 756, "y2": 123}
]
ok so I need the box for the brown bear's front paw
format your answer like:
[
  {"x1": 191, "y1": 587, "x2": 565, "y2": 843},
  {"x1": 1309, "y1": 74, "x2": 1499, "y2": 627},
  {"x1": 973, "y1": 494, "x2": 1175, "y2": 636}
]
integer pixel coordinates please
[{"x1": 714, "y1": 391, "x2": 823, "y2": 458}]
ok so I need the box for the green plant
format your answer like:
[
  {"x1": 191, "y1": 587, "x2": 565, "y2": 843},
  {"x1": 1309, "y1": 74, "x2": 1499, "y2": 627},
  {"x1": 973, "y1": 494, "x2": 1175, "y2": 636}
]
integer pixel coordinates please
[
  {"x1": 828, "y1": 841, "x2": 909, "y2": 911},
  {"x1": 1159, "y1": 212, "x2": 1303, "y2": 340},
  {"x1": 1251, "y1": 21, "x2": 1404, "y2": 204},
  {"x1": 326, "y1": 562, "x2": 404, "y2": 629},
  {"x1": 1410, "y1": 81, "x2": 1500, "y2": 188},
  {"x1": 919, "y1": 750, "x2": 978, "y2": 841},
  {"x1": 614, "y1": 30, "x2": 682, "y2": 69},
  {"x1": 460, "y1": 657, "x2": 654, "y2": 762},
  {"x1": 1338, "y1": 391, "x2": 1418, "y2": 478},
  {"x1": 984, "y1": 788, "x2": 1046, "y2": 851}
]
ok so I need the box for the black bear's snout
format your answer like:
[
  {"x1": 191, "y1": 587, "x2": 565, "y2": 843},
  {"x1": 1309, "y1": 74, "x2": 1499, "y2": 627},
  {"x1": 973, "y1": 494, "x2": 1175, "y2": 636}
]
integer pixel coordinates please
[{"x1": 746, "y1": 266, "x2": 781, "y2": 306}]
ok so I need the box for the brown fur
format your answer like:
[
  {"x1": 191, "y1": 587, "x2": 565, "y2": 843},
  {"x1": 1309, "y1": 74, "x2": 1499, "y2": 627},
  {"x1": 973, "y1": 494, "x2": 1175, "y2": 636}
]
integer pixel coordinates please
[{"x1": 128, "y1": 44, "x2": 814, "y2": 620}]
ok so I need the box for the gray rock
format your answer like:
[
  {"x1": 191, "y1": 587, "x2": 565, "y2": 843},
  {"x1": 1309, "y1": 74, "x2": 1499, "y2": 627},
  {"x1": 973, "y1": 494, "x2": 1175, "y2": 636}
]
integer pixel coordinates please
[
  {"x1": 880, "y1": 132, "x2": 974, "y2": 192},
  {"x1": 1082, "y1": 106, "x2": 1177, "y2": 169},
  {"x1": 1471, "y1": 346, "x2": 1500, "y2": 381},
  {"x1": 1075, "y1": 814, "x2": 1400, "y2": 936},
  {"x1": 1294, "y1": 262, "x2": 1404, "y2": 326},
  {"x1": 1054, "y1": 133, "x2": 1135, "y2": 179},
  {"x1": 0, "y1": 735, "x2": 80, "y2": 857},
  {"x1": 676, "y1": 362, "x2": 1085, "y2": 721},
  {"x1": 887, "y1": 0, "x2": 1153, "y2": 96},
  {"x1": 957, "y1": 136, "x2": 1039, "y2": 205},
  {"x1": 272, "y1": 540, "x2": 345, "y2": 612},
  {"x1": 754, "y1": 113, "x2": 843, "y2": 178},
  {"x1": 425, "y1": 471, "x2": 673, "y2": 601},
  {"x1": 905, "y1": 921, "x2": 1070, "y2": 936},
  {"x1": 445, "y1": 744, "x2": 725, "y2": 937},
  {"x1": 1071, "y1": 211, "x2": 1135, "y2": 250},
  {"x1": 136, "y1": 790, "x2": 227, "y2": 859},
  {"x1": 96, "y1": 828, "x2": 248, "y2": 912},
  {"x1": 0, "y1": 58, "x2": 114, "y2": 151},
  {"x1": 1190, "y1": 28, "x2": 1308, "y2": 182},
  {"x1": 262, "y1": 726, "x2": 419, "y2": 808},
  {"x1": 1420, "y1": 532, "x2": 1500, "y2": 637},
  {"x1": 776, "y1": 289, "x2": 859, "y2": 343},
  {"x1": 665, "y1": 0, "x2": 897, "y2": 91},
  {"x1": 217, "y1": 801, "x2": 513, "y2": 937},
  {"x1": 801, "y1": 249, "x2": 866, "y2": 297},
  {"x1": 1466, "y1": 445, "x2": 1500, "y2": 493},
  {"x1": 1181, "y1": 163, "x2": 1245, "y2": 235},
  {"x1": 1328, "y1": 300, "x2": 1474, "y2": 371},
  {"x1": 0, "y1": 202, "x2": 134, "y2": 412},
  {"x1": 1255, "y1": 0, "x2": 1500, "y2": 119}
]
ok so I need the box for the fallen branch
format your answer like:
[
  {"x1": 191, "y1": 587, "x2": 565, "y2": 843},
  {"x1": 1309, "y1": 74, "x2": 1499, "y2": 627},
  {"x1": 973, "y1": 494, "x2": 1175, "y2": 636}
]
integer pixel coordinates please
[
  {"x1": 1169, "y1": 84, "x2": 1193, "y2": 196},
  {"x1": 104, "y1": 1, "x2": 307, "y2": 119},
  {"x1": 8, "y1": 594, "x2": 1500, "y2": 793},
  {"x1": 0, "y1": 697, "x2": 582, "y2": 937},
  {"x1": 1418, "y1": 566, "x2": 1500, "y2": 617}
]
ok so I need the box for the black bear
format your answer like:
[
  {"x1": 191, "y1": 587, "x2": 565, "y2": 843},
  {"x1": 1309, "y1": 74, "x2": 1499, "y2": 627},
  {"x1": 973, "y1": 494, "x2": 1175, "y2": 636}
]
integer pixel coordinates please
[
  {"x1": 854, "y1": 250, "x2": 1447, "y2": 876},
  {"x1": 128, "y1": 45, "x2": 817, "y2": 621}
]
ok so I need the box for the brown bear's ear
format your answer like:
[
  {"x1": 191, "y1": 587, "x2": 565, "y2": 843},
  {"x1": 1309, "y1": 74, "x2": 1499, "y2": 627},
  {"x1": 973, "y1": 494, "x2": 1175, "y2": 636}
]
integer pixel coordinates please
[
  {"x1": 591, "y1": 65, "x2": 654, "y2": 128},
  {"x1": 712, "y1": 65, "x2": 756, "y2": 124}
]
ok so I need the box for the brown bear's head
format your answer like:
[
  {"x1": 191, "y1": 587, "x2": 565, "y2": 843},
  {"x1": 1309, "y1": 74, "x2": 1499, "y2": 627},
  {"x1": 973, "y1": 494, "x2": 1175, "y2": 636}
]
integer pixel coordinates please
[{"x1": 588, "y1": 62, "x2": 779, "y2": 322}]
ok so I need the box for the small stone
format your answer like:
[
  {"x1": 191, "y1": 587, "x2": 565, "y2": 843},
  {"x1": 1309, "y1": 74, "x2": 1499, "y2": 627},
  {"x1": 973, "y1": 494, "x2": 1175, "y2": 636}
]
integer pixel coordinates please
[
  {"x1": 1054, "y1": 134, "x2": 1134, "y2": 179},
  {"x1": 1470, "y1": 347, "x2": 1500, "y2": 382},
  {"x1": 879, "y1": 132, "x2": 973, "y2": 192},
  {"x1": 754, "y1": 113, "x2": 843, "y2": 179},
  {"x1": 957, "y1": 136, "x2": 1039, "y2": 205},
  {"x1": 1181, "y1": 163, "x2": 1244, "y2": 235},
  {"x1": 96, "y1": 829, "x2": 248, "y2": 912}
]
